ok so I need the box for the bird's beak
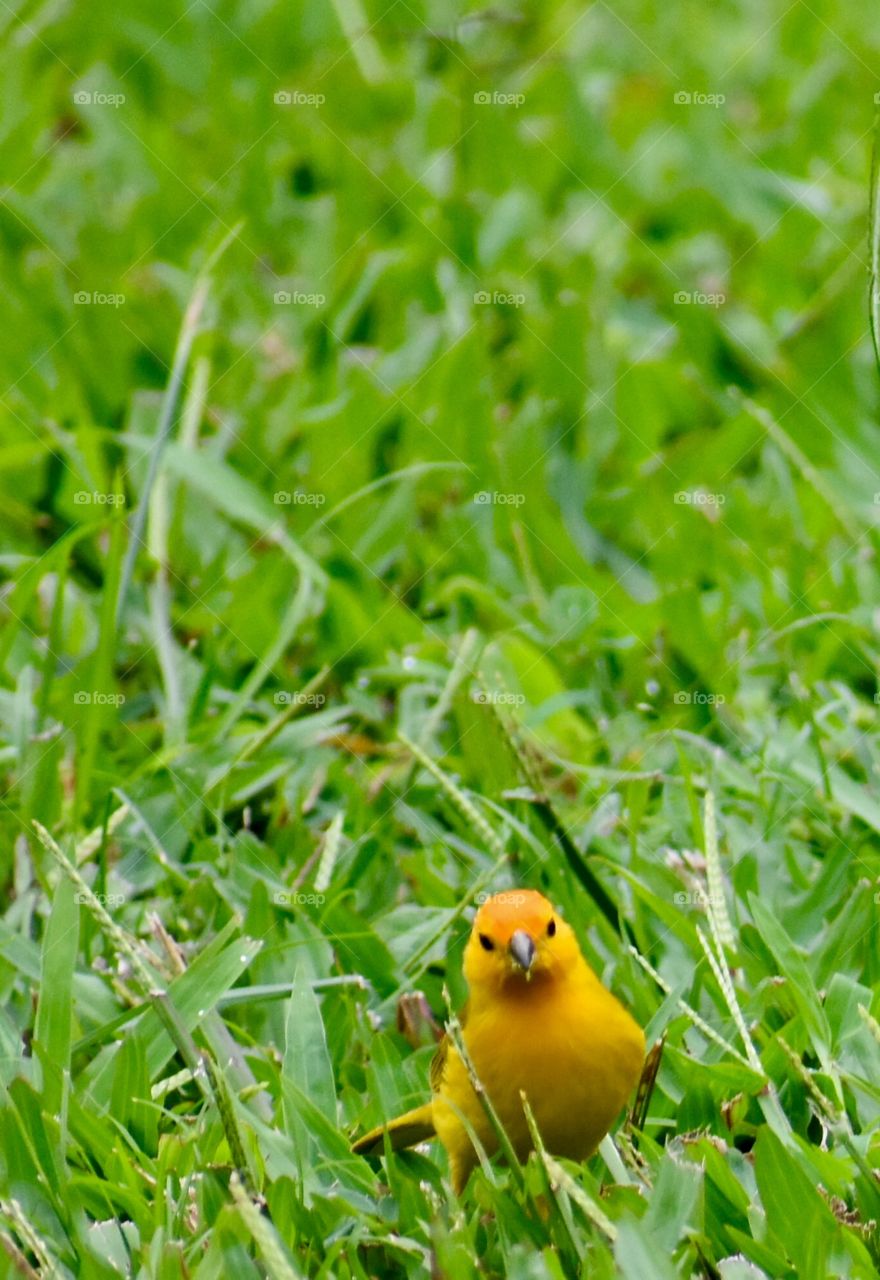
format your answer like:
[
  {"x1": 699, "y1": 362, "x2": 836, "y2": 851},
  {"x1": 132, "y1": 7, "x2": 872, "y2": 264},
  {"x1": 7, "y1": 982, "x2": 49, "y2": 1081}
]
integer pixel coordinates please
[{"x1": 509, "y1": 929, "x2": 536, "y2": 973}]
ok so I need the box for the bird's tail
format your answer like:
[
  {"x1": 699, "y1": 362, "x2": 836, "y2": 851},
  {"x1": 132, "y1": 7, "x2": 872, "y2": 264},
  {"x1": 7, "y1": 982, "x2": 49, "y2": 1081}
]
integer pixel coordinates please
[{"x1": 352, "y1": 1102, "x2": 436, "y2": 1156}]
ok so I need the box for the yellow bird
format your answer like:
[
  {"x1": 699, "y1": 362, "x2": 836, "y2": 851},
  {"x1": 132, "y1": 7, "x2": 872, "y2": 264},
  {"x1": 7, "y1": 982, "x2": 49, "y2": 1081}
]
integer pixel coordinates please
[{"x1": 353, "y1": 889, "x2": 645, "y2": 1193}]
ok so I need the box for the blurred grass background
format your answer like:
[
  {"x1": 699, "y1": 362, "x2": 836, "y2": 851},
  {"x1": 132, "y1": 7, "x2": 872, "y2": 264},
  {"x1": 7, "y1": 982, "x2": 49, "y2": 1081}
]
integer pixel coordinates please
[{"x1": 2, "y1": 0, "x2": 880, "y2": 1276}]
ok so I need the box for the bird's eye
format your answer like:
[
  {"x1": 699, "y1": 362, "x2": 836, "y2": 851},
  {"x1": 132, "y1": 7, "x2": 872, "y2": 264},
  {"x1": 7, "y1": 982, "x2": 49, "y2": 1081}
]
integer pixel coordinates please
[
  {"x1": 479, "y1": 933, "x2": 495, "y2": 951},
  {"x1": 547, "y1": 918, "x2": 557, "y2": 937}
]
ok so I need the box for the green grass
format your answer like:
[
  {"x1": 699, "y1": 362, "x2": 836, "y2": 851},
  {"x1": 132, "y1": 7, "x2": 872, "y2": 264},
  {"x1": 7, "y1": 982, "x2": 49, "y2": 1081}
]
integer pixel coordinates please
[{"x1": 2, "y1": 0, "x2": 880, "y2": 1275}]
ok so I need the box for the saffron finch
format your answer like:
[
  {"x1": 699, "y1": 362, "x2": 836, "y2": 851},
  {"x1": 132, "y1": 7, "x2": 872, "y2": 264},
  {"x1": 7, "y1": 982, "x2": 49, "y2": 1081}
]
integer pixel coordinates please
[{"x1": 354, "y1": 889, "x2": 645, "y2": 1193}]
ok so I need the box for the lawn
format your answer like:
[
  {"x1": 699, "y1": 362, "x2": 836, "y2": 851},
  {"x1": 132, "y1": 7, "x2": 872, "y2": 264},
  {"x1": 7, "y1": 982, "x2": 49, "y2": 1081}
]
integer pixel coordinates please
[{"x1": 1, "y1": 0, "x2": 880, "y2": 1276}]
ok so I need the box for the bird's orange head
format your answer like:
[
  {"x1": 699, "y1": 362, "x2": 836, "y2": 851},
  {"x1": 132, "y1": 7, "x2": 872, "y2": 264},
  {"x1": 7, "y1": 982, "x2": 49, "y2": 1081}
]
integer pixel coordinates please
[{"x1": 463, "y1": 889, "x2": 581, "y2": 994}]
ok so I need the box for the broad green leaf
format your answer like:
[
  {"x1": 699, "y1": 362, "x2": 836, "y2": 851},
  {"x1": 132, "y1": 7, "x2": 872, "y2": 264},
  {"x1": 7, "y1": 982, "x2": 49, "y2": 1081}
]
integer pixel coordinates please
[
  {"x1": 749, "y1": 895, "x2": 831, "y2": 1065},
  {"x1": 282, "y1": 966, "x2": 336, "y2": 1169},
  {"x1": 614, "y1": 1218, "x2": 679, "y2": 1280},
  {"x1": 83, "y1": 926, "x2": 262, "y2": 1103},
  {"x1": 753, "y1": 1128, "x2": 839, "y2": 1280},
  {"x1": 33, "y1": 876, "x2": 79, "y2": 1112},
  {"x1": 642, "y1": 1152, "x2": 703, "y2": 1253}
]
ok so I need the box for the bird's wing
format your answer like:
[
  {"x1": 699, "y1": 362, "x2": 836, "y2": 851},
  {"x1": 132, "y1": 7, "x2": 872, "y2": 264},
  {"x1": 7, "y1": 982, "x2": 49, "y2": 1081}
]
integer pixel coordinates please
[
  {"x1": 429, "y1": 1000, "x2": 468, "y2": 1094},
  {"x1": 429, "y1": 1035, "x2": 449, "y2": 1093}
]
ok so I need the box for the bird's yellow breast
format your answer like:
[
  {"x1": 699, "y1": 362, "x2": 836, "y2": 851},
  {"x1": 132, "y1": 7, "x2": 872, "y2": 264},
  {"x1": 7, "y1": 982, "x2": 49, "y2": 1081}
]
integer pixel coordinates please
[{"x1": 432, "y1": 965, "x2": 644, "y2": 1186}]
